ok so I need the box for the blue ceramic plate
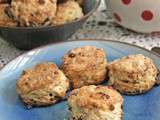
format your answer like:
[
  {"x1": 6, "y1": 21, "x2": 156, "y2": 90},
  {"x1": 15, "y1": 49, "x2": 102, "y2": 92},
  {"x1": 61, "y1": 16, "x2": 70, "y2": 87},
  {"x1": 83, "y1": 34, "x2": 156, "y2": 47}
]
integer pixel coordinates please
[{"x1": 0, "y1": 40, "x2": 160, "y2": 120}]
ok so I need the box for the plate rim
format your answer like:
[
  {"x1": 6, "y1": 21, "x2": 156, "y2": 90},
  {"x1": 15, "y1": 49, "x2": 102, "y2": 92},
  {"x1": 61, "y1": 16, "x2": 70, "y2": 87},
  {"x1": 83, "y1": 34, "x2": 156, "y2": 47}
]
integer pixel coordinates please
[{"x1": 1, "y1": 39, "x2": 160, "y2": 71}]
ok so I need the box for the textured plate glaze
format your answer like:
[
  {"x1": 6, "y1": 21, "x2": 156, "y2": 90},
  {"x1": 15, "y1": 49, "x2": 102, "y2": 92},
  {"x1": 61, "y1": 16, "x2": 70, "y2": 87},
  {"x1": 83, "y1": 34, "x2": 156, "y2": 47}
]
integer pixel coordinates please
[{"x1": 0, "y1": 40, "x2": 160, "y2": 120}]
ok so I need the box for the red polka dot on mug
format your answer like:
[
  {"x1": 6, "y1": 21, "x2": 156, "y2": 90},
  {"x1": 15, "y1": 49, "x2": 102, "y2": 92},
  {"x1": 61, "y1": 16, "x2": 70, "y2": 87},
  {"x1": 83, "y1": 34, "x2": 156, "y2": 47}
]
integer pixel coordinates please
[
  {"x1": 121, "y1": 0, "x2": 131, "y2": 5},
  {"x1": 141, "y1": 10, "x2": 153, "y2": 21}
]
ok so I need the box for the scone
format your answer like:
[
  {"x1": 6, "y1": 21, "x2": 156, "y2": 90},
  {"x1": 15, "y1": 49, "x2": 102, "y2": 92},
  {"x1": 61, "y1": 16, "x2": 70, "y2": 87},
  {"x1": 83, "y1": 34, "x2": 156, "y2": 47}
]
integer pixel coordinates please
[
  {"x1": 9, "y1": 0, "x2": 57, "y2": 26},
  {"x1": 16, "y1": 62, "x2": 69, "y2": 107},
  {"x1": 0, "y1": 4, "x2": 17, "y2": 27},
  {"x1": 107, "y1": 54, "x2": 158, "y2": 95},
  {"x1": 61, "y1": 46, "x2": 107, "y2": 89},
  {"x1": 52, "y1": 0, "x2": 83, "y2": 25},
  {"x1": 68, "y1": 85, "x2": 123, "y2": 120}
]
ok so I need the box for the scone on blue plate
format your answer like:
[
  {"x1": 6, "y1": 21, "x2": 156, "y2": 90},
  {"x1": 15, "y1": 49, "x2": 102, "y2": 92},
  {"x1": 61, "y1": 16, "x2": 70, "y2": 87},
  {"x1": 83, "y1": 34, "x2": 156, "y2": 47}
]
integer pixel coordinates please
[
  {"x1": 52, "y1": 0, "x2": 84, "y2": 25},
  {"x1": 61, "y1": 46, "x2": 107, "y2": 89},
  {"x1": 68, "y1": 85, "x2": 123, "y2": 120},
  {"x1": 107, "y1": 54, "x2": 158, "y2": 95},
  {"x1": 16, "y1": 62, "x2": 69, "y2": 107}
]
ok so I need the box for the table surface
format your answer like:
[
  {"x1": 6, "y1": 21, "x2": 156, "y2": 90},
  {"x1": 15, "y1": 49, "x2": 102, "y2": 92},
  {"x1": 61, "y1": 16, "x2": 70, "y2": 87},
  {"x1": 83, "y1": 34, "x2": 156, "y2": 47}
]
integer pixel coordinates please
[{"x1": 0, "y1": 0, "x2": 160, "y2": 69}]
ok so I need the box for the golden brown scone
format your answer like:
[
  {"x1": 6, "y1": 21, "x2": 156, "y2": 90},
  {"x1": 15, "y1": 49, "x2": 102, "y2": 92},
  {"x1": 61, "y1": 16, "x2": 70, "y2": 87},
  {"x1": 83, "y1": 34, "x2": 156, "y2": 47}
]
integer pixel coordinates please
[
  {"x1": 0, "y1": 4, "x2": 17, "y2": 27},
  {"x1": 9, "y1": 0, "x2": 57, "y2": 27},
  {"x1": 52, "y1": 0, "x2": 83, "y2": 25},
  {"x1": 68, "y1": 85, "x2": 123, "y2": 120},
  {"x1": 107, "y1": 54, "x2": 158, "y2": 95},
  {"x1": 16, "y1": 62, "x2": 69, "y2": 107},
  {"x1": 61, "y1": 46, "x2": 107, "y2": 89}
]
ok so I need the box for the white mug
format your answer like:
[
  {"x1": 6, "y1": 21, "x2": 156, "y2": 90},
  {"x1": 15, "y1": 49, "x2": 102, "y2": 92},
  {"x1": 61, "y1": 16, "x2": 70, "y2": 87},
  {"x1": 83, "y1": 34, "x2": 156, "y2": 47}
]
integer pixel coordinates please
[{"x1": 105, "y1": 0, "x2": 160, "y2": 33}]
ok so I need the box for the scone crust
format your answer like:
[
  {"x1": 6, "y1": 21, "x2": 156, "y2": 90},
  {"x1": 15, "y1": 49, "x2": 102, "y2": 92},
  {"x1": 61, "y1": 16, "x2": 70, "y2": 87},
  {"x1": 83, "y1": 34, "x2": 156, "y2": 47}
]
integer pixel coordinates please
[
  {"x1": 68, "y1": 85, "x2": 123, "y2": 120},
  {"x1": 107, "y1": 54, "x2": 158, "y2": 95},
  {"x1": 0, "y1": 4, "x2": 17, "y2": 27},
  {"x1": 52, "y1": 0, "x2": 83, "y2": 25},
  {"x1": 61, "y1": 46, "x2": 107, "y2": 89},
  {"x1": 16, "y1": 62, "x2": 69, "y2": 107},
  {"x1": 10, "y1": 0, "x2": 57, "y2": 26}
]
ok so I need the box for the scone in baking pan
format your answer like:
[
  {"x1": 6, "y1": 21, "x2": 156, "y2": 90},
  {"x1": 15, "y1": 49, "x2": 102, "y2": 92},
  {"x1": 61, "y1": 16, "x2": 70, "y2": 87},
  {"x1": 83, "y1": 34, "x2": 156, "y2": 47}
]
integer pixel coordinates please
[{"x1": 0, "y1": 40, "x2": 160, "y2": 120}]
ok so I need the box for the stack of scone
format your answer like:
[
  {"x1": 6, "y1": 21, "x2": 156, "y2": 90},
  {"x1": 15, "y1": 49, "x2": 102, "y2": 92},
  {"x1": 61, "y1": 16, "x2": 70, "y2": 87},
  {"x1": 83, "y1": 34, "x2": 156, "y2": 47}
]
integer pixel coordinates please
[
  {"x1": 16, "y1": 45, "x2": 159, "y2": 120},
  {"x1": 0, "y1": 0, "x2": 84, "y2": 27}
]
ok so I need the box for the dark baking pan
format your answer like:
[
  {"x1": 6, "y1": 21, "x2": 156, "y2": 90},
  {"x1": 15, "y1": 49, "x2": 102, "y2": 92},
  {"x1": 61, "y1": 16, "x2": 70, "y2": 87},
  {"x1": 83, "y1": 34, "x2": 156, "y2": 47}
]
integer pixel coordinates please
[{"x1": 0, "y1": 0, "x2": 101, "y2": 50}]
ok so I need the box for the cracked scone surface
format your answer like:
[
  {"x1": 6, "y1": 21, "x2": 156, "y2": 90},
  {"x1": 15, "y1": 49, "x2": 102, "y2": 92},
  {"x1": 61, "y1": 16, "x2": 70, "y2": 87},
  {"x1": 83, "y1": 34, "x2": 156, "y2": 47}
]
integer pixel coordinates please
[
  {"x1": 0, "y1": 4, "x2": 17, "y2": 27},
  {"x1": 107, "y1": 54, "x2": 158, "y2": 95},
  {"x1": 52, "y1": 0, "x2": 83, "y2": 25},
  {"x1": 16, "y1": 62, "x2": 69, "y2": 107},
  {"x1": 10, "y1": 0, "x2": 57, "y2": 26},
  {"x1": 61, "y1": 46, "x2": 107, "y2": 89},
  {"x1": 68, "y1": 85, "x2": 123, "y2": 120}
]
